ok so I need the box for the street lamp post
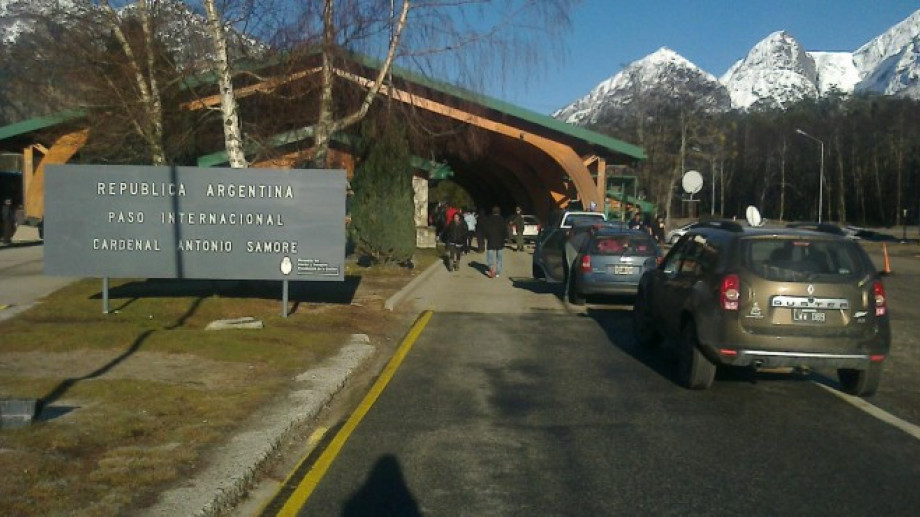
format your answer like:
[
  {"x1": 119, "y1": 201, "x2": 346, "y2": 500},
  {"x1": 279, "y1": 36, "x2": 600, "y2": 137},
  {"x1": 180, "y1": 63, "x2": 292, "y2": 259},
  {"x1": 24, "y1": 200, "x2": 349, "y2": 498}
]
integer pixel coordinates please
[{"x1": 796, "y1": 129, "x2": 825, "y2": 223}]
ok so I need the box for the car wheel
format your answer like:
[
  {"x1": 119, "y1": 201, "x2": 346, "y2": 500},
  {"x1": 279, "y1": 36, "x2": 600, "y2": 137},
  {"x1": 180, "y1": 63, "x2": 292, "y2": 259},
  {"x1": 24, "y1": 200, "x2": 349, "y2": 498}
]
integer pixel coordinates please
[
  {"x1": 838, "y1": 363, "x2": 883, "y2": 396},
  {"x1": 678, "y1": 321, "x2": 716, "y2": 390},
  {"x1": 568, "y1": 274, "x2": 586, "y2": 305},
  {"x1": 633, "y1": 290, "x2": 661, "y2": 348}
]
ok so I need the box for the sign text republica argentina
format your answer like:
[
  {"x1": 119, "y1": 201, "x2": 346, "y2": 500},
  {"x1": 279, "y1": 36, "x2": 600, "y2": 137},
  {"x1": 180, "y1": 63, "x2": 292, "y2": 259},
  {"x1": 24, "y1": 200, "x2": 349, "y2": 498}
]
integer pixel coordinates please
[{"x1": 44, "y1": 165, "x2": 346, "y2": 281}]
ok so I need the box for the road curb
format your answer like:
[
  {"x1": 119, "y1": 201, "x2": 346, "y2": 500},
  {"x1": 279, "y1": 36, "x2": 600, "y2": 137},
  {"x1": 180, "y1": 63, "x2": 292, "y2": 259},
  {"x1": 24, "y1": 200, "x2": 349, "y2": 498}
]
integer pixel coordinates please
[
  {"x1": 143, "y1": 334, "x2": 376, "y2": 517},
  {"x1": 384, "y1": 258, "x2": 443, "y2": 311}
]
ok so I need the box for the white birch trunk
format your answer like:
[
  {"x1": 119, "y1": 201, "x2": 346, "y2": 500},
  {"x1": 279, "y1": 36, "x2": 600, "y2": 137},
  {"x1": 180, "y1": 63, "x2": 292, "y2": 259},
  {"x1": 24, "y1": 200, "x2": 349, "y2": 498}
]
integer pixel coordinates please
[
  {"x1": 203, "y1": 0, "x2": 247, "y2": 168},
  {"x1": 99, "y1": 0, "x2": 167, "y2": 165},
  {"x1": 314, "y1": 0, "x2": 411, "y2": 167}
]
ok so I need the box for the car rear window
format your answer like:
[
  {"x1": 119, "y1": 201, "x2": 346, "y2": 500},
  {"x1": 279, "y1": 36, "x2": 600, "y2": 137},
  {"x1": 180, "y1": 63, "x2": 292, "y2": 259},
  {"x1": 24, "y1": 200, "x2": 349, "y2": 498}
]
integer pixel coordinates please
[
  {"x1": 564, "y1": 214, "x2": 605, "y2": 226},
  {"x1": 592, "y1": 234, "x2": 657, "y2": 256},
  {"x1": 742, "y1": 238, "x2": 866, "y2": 281}
]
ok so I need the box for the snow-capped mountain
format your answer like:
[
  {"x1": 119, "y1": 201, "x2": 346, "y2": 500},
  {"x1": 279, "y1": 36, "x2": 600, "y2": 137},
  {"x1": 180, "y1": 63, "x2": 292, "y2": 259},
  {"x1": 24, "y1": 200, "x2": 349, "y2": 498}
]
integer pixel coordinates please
[
  {"x1": 556, "y1": 8, "x2": 920, "y2": 122},
  {"x1": 0, "y1": 0, "x2": 262, "y2": 67},
  {"x1": 553, "y1": 47, "x2": 730, "y2": 125},
  {"x1": 853, "y1": 9, "x2": 920, "y2": 79},
  {"x1": 720, "y1": 31, "x2": 818, "y2": 110},
  {"x1": 0, "y1": 0, "x2": 84, "y2": 44}
]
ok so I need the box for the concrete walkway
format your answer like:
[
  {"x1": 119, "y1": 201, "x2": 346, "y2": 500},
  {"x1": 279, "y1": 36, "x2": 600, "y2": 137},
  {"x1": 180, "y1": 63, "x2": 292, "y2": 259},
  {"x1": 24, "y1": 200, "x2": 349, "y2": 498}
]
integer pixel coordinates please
[
  {"x1": 401, "y1": 245, "x2": 570, "y2": 314},
  {"x1": 0, "y1": 225, "x2": 76, "y2": 322}
]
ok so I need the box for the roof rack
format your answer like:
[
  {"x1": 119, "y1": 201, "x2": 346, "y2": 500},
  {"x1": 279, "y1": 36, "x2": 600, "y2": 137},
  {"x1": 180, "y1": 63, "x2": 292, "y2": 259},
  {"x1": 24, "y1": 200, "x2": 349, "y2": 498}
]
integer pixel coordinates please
[{"x1": 694, "y1": 220, "x2": 745, "y2": 233}]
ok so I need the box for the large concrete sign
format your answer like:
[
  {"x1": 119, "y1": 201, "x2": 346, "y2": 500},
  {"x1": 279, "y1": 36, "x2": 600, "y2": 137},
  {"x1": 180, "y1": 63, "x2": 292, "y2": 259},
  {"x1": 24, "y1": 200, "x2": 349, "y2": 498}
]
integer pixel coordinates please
[{"x1": 44, "y1": 165, "x2": 346, "y2": 281}]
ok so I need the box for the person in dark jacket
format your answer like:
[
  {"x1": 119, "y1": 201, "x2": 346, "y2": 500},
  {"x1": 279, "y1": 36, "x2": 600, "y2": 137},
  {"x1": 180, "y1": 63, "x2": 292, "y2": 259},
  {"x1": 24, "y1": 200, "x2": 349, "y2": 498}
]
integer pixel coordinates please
[
  {"x1": 444, "y1": 212, "x2": 468, "y2": 271},
  {"x1": 480, "y1": 206, "x2": 509, "y2": 278},
  {"x1": 508, "y1": 206, "x2": 525, "y2": 252},
  {"x1": 1, "y1": 198, "x2": 14, "y2": 245}
]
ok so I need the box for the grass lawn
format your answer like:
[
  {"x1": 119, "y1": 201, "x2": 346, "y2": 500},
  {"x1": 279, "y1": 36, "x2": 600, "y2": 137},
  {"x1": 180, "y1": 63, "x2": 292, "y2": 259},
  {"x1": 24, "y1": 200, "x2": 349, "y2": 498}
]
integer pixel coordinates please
[{"x1": 0, "y1": 249, "x2": 438, "y2": 516}]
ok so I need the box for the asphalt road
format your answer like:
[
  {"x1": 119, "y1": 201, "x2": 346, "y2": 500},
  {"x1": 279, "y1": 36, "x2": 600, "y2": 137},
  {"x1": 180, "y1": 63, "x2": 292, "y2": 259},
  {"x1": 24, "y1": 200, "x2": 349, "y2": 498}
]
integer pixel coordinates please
[
  {"x1": 269, "y1": 246, "x2": 920, "y2": 516},
  {"x1": 0, "y1": 233, "x2": 76, "y2": 321}
]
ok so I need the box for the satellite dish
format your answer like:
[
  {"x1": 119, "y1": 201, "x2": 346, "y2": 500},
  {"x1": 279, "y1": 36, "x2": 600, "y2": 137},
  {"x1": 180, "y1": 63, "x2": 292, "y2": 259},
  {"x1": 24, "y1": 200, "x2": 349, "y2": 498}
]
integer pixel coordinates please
[
  {"x1": 745, "y1": 205, "x2": 764, "y2": 227},
  {"x1": 681, "y1": 170, "x2": 703, "y2": 195}
]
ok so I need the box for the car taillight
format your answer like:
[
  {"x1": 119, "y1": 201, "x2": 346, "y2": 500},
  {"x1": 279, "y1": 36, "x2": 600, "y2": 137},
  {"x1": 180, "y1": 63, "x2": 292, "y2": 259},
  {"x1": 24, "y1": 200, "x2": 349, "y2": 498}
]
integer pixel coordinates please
[
  {"x1": 873, "y1": 280, "x2": 887, "y2": 317},
  {"x1": 721, "y1": 274, "x2": 740, "y2": 311},
  {"x1": 581, "y1": 255, "x2": 591, "y2": 273}
]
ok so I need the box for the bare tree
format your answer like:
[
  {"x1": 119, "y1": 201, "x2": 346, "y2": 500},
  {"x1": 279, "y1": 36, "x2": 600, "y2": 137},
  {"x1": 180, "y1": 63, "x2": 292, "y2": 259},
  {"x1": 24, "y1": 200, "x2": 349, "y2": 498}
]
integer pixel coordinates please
[
  {"x1": 99, "y1": 0, "x2": 167, "y2": 165},
  {"x1": 312, "y1": 0, "x2": 410, "y2": 168},
  {"x1": 202, "y1": 0, "x2": 247, "y2": 167}
]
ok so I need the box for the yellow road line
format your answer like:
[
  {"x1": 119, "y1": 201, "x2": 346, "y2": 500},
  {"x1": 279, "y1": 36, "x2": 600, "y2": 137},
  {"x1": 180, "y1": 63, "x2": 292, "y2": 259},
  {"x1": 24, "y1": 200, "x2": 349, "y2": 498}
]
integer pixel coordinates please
[
  {"x1": 273, "y1": 310, "x2": 434, "y2": 517},
  {"x1": 0, "y1": 304, "x2": 10, "y2": 311}
]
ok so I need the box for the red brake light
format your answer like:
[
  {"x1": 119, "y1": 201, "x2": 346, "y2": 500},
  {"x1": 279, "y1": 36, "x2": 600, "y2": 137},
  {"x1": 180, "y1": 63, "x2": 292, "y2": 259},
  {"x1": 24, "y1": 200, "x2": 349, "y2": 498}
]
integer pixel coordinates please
[
  {"x1": 873, "y1": 280, "x2": 887, "y2": 317},
  {"x1": 581, "y1": 255, "x2": 591, "y2": 273},
  {"x1": 721, "y1": 274, "x2": 740, "y2": 311}
]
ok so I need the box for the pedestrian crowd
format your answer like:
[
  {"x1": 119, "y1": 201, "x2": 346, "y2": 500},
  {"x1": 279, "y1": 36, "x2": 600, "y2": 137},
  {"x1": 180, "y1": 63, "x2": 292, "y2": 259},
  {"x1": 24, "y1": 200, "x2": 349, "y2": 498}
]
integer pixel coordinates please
[
  {"x1": 430, "y1": 200, "x2": 672, "y2": 278},
  {"x1": 433, "y1": 202, "x2": 531, "y2": 278}
]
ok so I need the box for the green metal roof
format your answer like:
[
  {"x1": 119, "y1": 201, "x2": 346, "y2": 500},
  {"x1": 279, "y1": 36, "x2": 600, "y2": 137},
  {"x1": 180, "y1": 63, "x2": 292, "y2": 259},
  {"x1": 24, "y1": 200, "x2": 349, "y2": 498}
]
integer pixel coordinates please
[
  {"x1": 189, "y1": 49, "x2": 645, "y2": 161},
  {"x1": 344, "y1": 51, "x2": 645, "y2": 161},
  {"x1": 0, "y1": 51, "x2": 645, "y2": 163},
  {"x1": 0, "y1": 109, "x2": 85, "y2": 142}
]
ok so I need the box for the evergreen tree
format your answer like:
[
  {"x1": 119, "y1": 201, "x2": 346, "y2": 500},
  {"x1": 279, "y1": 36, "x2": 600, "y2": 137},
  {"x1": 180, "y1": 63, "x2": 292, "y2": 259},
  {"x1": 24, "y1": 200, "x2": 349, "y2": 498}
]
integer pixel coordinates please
[{"x1": 350, "y1": 119, "x2": 416, "y2": 264}]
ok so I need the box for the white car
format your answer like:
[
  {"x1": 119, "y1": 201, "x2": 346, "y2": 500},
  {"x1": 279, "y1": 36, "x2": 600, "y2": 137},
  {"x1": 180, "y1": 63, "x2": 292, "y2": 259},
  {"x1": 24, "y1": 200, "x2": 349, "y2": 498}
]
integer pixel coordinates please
[
  {"x1": 558, "y1": 211, "x2": 607, "y2": 229},
  {"x1": 521, "y1": 215, "x2": 541, "y2": 242},
  {"x1": 665, "y1": 222, "x2": 699, "y2": 244}
]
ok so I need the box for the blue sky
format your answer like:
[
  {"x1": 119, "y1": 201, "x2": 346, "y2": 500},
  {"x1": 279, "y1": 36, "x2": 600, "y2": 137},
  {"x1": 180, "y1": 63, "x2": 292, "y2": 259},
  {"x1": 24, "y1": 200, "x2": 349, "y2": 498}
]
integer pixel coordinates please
[{"x1": 489, "y1": 0, "x2": 920, "y2": 114}]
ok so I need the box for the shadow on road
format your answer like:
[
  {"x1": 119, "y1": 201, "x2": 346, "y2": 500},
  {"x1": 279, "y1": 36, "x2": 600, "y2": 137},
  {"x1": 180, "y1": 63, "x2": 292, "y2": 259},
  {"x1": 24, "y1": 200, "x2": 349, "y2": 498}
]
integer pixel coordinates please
[
  {"x1": 341, "y1": 454, "x2": 421, "y2": 517},
  {"x1": 585, "y1": 307, "x2": 817, "y2": 389}
]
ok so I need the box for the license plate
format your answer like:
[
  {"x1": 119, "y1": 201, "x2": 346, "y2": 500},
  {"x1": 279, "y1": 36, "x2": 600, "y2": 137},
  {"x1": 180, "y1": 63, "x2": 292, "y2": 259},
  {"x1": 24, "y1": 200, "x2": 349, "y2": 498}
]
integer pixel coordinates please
[
  {"x1": 792, "y1": 308, "x2": 826, "y2": 323},
  {"x1": 612, "y1": 265, "x2": 634, "y2": 275}
]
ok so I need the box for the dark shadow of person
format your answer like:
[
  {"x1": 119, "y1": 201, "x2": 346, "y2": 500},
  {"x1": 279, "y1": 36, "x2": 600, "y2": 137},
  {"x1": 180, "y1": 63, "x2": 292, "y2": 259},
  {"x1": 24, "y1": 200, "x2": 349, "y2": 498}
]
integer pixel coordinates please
[{"x1": 341, "y1": 454, "x2": 421, "y2": 517}]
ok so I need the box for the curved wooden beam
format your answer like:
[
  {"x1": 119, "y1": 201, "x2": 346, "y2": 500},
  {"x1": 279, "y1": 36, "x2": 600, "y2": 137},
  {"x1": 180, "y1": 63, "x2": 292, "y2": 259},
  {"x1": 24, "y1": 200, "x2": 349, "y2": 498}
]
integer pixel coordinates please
[
  {"x1": 26, "y1": 129, "x2": 89, "y2": 221},
  {"x1": 335, "y1": 70, "x2": 601, "y2": 209}
]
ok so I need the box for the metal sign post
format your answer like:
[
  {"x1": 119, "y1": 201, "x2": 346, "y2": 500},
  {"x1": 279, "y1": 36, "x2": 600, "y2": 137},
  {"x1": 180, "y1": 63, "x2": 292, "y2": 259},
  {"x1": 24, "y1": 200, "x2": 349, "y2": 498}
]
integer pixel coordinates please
[
  {"x1": 282, "y1": 280, "x2": 289, "y2": 318},
  {"x1": 102, "y1": 277, "x2": 110, "y2": 314}
]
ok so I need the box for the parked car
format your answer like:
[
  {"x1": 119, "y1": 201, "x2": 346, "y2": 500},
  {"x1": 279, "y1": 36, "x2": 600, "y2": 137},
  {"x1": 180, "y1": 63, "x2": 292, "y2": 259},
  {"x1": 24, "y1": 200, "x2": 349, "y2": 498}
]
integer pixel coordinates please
[
  {"x1": 567, "y1": 227, "x2": 662, "y2": 305},
  {"x1": 633, "y1": 221, "x2": 890, "y2": 395},
  {"x1": 521, "y1": 214, "x2": 541, "y2": 243},
  {"x1": 665, "y1": 222, "x2": 701, "y2": 244},
  {"x1": 558, "y1": 210, "x2": 606, "y2": 229},
  {"x1": 533, "y1": 221, "x2": 627, "y2": 283}
]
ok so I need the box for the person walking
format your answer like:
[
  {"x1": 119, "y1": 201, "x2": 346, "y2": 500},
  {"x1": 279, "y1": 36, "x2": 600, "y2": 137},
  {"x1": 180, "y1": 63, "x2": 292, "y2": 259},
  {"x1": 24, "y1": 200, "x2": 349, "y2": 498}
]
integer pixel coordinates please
[
  {"x1": 508, "y1": 206, "x2": 525, "y2": 252},
  {"x1": 444, "y1": 212, "x2": 468, "y2": 272},
  {"x1": 463, "y1": 209, "x2": 477, "y2": 254},
  {"x1": 480, "y1": 206, "x2": 508, "y2": 278},
  {"x1": 653, "y1": 215, "x2": 666, "y2": 244},
  {"x1": 475, "y1": 208, "x2": 487, "y2": 252},
  {"x1": 1, "y1": 198, "x2": 14, "y2": 245},
  {"x1": 628, "y1": 212, "x2": 645, "y2": 231}
]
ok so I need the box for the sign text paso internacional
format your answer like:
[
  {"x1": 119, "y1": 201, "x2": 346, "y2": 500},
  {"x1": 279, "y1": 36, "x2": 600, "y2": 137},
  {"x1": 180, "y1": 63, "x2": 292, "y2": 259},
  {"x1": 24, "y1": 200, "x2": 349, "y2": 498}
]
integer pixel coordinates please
[{"x1": 44, "y1": 165, "x2": 346, "y2": 281}]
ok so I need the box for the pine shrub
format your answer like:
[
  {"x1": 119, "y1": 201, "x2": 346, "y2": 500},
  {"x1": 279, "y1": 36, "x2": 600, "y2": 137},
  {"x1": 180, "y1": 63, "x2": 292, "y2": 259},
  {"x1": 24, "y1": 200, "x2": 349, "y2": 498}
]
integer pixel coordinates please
[{"x1": 349, "y1": 120, "x2": 416, "y2": 264}]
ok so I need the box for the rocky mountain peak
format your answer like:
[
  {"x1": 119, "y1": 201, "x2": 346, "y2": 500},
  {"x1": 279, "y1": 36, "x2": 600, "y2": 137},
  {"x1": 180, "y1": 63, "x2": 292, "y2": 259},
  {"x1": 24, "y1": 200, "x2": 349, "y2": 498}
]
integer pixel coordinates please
[
  {"x1": 720, "y1": 31, "x2": 818, "y2": 111},
  {"x1": 552, "y1": 46, "x2": 729, "y2": 125}
]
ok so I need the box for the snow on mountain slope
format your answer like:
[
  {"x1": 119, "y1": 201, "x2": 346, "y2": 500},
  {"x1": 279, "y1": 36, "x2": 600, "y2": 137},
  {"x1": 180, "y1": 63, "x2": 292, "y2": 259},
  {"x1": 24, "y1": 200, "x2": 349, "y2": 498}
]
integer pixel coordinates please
[
  {"x1": 857, "y1": 37, "x2": 920, "y2": 98},
  {"x1": 811, "y1": 52, "x2": 860, "y2": 95},
  {"x1": 720, "y1": 31, "x2": 818, "y2": 110},
  {"x1": 553, "y1": 47, "x2": 729, "y2": 125},
  {"x1": 853, "y1": 9, "x2": 920, "y2": 78}
]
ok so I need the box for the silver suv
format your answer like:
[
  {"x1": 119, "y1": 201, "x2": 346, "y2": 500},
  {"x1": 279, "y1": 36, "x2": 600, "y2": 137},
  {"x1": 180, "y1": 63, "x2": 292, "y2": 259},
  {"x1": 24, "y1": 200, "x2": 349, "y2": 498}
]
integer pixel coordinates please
[{"x1": 633, "y1": 221, "x2": 890, "y2": 396}]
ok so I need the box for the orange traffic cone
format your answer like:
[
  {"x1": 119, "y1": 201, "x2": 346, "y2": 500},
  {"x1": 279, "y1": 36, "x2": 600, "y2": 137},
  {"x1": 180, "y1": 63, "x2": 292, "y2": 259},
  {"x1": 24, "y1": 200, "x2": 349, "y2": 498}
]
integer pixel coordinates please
[{"x1": 883, "y1": 243, "x2": 892, "y2": 275}]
